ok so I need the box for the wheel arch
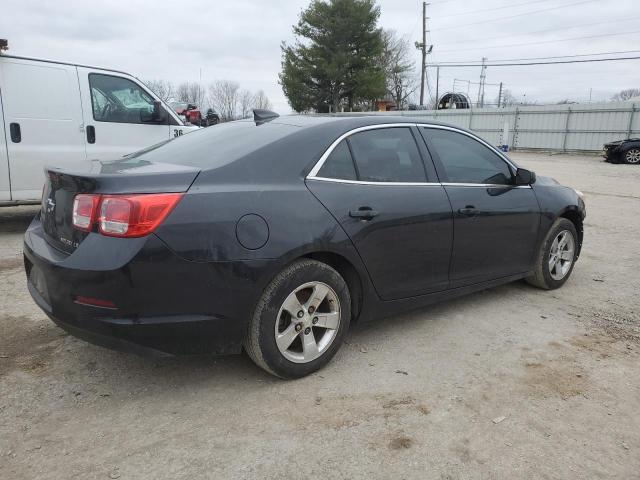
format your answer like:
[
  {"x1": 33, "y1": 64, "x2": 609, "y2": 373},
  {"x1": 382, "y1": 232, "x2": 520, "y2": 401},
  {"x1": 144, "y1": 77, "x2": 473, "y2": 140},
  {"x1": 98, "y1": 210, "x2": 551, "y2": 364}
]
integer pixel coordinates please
[
  {"x1": 298, "y1": 251, "x2": 364, "y2": 323},
  {"x1": 558, "y1": 207, "x2": 584, "y2": 257}
]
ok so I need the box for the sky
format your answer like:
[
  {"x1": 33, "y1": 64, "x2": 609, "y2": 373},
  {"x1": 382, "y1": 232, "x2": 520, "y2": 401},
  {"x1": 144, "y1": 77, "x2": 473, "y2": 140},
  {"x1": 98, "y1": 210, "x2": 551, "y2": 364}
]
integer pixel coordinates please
[{"x1": 1, "y1": 0, "x2": 639, "y2": 113}]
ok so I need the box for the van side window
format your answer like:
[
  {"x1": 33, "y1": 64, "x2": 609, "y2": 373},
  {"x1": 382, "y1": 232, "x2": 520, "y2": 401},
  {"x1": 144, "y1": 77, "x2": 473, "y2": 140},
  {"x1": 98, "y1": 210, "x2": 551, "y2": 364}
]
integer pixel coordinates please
[{"x1": 89, "y1": 74, "x2": 168, "y2": 125}]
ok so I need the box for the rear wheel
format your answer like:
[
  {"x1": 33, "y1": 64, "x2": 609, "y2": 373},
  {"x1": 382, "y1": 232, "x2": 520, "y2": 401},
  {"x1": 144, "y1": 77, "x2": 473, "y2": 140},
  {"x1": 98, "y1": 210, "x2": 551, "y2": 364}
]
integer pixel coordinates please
[
  {"x1": 624, "y1": 148, "x2": 640, "y2": 165},
  {"x1": 526, "y1": 218, "x2": 578, "y2": 290},
  {"x1": 244, "y1": 259, "x2": 351, "y2": 379}
]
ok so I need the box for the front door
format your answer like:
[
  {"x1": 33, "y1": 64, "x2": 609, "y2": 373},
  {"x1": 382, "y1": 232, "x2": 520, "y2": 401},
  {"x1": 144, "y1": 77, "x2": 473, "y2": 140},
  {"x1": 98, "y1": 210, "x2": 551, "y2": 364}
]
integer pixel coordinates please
[
  {"x1": 0, "y1": 92, "x2": 10, "y2": 201},
  {"x1": 420, "y1": 127, "x2": 540, "y2": 287},
  {"x1": 307, "y1": 126, "x2": 453, "y2": 300},
  {"x1": 77, "y1": 68, "x2": 178, "y2": 161},
  {"x1": 0, "y1": 58, "x2": 86, "y2": 201}
]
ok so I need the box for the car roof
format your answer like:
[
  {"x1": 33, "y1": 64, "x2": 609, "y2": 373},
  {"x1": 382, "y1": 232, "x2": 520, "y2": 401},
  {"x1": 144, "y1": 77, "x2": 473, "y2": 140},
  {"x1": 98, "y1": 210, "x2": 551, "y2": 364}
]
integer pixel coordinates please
[{"x1": 266, "y1": 114, "x2": 460, "y2": 131}]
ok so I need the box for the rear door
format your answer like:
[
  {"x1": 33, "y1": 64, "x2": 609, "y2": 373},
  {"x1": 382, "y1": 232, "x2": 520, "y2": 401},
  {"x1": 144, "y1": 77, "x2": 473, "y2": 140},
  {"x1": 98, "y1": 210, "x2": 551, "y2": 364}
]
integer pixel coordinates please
[
  {"x1": 420, "y1": 126, "x2": 540, "y2": 287},
  {"x1": 77, "y1": 68, "x2": 183, "y2": 160},
  {"x1": 0, "y1": 58, "x2": 87, "y2": 201},
  {"x1": 0, "y1": 90, "x2": 10, "y2": 201},
  {"x1": 307, "y1": 125, "x2": 453, "y2": 300}
]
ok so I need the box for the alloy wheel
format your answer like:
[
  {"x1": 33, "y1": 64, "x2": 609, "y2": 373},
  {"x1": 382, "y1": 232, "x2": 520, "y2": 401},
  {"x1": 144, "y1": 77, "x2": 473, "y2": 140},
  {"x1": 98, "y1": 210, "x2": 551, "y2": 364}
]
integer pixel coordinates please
[
  {"x1": 625, "y1": 148, "x2": 640, "y2": 164},
  {"x1": 548, "y1": 230, "x2": 575, "y2": 281},
  {"x1": 275, "y1": 281, "x2": 341, "y2": 363}
]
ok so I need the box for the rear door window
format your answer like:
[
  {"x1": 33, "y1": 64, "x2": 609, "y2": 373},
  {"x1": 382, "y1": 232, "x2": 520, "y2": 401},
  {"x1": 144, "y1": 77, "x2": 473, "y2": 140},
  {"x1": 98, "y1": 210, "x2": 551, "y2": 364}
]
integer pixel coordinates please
[{"x1": 347, "y1": 128, "x2": 427, "y2": 182}]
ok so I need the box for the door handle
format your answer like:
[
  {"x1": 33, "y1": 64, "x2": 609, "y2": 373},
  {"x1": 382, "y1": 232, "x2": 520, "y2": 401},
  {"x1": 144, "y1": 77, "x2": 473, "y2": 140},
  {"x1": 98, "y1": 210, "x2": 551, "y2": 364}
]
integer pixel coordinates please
[
  {"x1": 86, "y1": 125, "x2": 96, "y2": 144},
  {"x1": 9, "y1": 123, "x2": 21, "y2": 143},
  {"x1": 458, "y1": 205, "x2": 479, "y2": 216},
  {"x1": 349, "y1": 207, "x2": 378, "y2": 220}
]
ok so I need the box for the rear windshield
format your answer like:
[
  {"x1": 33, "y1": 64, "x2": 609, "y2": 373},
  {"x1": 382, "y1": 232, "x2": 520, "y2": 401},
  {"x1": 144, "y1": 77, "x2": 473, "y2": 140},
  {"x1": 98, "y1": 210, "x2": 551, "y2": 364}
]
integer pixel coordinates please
[{"x1": 129, "y1": 121, "x2": 298, "y2": 169}]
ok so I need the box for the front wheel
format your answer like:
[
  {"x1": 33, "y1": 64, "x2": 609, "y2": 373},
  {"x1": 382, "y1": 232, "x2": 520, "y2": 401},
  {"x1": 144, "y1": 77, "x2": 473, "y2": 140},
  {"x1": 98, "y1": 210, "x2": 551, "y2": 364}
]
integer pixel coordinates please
[
  {"x1": 526, "y1": 218, "x2": 578, "y2": 290},
  {"x1": 244, "y1": 259, "x2": 351, "y2": 379},
  {"x1": 624, "y1": 148, "x2": 640, "y2": 165}
]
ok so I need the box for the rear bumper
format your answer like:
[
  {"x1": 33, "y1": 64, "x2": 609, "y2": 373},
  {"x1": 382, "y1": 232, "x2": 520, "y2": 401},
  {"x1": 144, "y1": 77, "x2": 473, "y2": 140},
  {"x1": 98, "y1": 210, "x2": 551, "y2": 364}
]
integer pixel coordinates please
[{"x1": 23, "y1": 217, "x2": 275, "y2": 356}]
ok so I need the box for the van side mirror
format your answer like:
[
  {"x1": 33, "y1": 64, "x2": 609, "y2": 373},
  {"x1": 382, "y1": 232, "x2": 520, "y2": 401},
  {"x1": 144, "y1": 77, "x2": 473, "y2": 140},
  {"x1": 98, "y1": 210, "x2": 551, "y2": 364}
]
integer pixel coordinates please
[
  {"x1": 515, "y1": 168, "x2": 536, "y2": 185},
  {"x1": 141, "y1": 101, "x2": 167, "y2": 123},
  {"x1": 152, "y1": 100, "x2": 167, "y2": 123}
]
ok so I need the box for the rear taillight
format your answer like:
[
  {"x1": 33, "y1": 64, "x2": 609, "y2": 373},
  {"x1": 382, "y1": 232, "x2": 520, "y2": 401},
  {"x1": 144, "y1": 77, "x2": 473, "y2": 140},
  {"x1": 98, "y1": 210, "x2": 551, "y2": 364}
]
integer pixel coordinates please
[
  {"x1": 99, "y1": 193, "x2": 183, "y2": 237},
  {"x1": 71, "y1": 193, "x2": 183, "y2": 238},
  {"x1": 72, "y1": 194, "x2": 100, "y2": 231}
]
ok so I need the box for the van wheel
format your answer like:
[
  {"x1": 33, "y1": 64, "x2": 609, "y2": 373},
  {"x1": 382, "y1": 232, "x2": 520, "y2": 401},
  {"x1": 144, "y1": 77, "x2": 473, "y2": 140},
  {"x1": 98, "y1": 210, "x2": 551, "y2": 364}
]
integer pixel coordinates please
[
  {"x1": 244, "y1": 259, "x2": 351, "y2": 379},
  {"x1": 526, "y1": 218, "x2": 578, "y2": 290}
]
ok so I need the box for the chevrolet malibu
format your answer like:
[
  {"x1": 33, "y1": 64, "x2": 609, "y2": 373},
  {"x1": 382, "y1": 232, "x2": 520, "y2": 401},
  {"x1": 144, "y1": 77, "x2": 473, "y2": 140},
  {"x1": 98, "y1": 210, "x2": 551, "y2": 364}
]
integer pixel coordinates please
[{"x1": 24, "y1": 112, "x2": 586, "y2": 378}]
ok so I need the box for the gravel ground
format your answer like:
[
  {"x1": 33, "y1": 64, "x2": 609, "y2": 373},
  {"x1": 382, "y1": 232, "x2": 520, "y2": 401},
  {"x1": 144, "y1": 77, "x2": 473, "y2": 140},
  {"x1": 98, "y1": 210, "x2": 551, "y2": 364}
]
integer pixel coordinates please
[{"x1": 1, "y1": 152, "x2": 639, "y2": 479}]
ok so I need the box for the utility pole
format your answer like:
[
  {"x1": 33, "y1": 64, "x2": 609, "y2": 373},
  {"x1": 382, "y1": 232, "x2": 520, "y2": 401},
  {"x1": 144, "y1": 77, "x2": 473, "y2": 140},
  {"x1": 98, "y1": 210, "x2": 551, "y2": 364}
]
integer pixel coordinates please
[
  {"x1": 435, "y1": 66, "x2": 440, "y2": 110},
  {"x1": 477, "y1": 57, "x2": 487, "y2": 108},
  {"x1": 416, "y1": 2, "x2": 431, "y2": 107},
  {"x1": 497, "y1": 82, "x2": 503, "y2": 108}
]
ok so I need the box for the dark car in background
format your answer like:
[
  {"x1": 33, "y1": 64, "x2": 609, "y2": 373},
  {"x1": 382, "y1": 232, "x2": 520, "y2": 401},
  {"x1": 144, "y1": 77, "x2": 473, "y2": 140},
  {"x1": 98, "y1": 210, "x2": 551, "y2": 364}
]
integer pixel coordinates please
[
  {"x1": 603, "y1": 138, "x2": 640, "y2": 164},
  {"x1": 24, "y1": 113, "x2": 586, "y2": 378}
]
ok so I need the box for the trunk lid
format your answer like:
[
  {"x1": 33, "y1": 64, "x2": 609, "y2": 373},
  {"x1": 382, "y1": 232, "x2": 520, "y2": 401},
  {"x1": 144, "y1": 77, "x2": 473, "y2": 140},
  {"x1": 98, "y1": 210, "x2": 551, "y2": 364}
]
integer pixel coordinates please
[{"x1": 41, "y1": 158, "x2": 199, "y2": 254}]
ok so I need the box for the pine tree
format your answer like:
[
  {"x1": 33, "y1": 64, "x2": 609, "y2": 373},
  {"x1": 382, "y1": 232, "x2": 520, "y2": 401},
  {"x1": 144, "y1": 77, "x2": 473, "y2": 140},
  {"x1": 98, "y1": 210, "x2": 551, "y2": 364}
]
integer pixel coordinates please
[{"x1": 280, "y1": 0, "x2": 386, "y2": 113}]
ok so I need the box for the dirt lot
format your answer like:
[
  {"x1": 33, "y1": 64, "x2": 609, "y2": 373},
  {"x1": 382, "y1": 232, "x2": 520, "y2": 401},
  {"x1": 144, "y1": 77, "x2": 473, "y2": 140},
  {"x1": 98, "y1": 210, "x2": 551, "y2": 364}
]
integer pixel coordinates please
[{"x1": 1, "y1": 152, "x2": 639, "y2": 479}]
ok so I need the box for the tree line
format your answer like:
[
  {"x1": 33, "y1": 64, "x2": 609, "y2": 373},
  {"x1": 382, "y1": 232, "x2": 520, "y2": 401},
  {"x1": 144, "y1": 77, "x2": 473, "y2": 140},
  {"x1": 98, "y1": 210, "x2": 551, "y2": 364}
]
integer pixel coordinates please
[{"x1": 144, "y1": 79, "x2": 272, "y2": 121}]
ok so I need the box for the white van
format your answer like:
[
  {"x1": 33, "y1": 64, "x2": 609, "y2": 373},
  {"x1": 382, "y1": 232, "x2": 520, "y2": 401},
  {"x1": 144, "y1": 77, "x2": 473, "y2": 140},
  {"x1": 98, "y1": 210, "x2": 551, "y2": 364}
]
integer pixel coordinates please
[{"x1": 0, "y1": 54, "x2": 198, "y2": 204}]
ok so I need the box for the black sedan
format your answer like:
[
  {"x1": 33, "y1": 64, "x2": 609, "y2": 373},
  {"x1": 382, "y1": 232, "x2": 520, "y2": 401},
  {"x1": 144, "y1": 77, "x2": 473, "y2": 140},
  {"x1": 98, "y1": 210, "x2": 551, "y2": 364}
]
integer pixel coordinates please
[
  {"x1": 24, "y1": 112, "x2": 586, "y2": 378},
  {"x1": 603, "y1": 138, "x2": 640, "y2": 164}
]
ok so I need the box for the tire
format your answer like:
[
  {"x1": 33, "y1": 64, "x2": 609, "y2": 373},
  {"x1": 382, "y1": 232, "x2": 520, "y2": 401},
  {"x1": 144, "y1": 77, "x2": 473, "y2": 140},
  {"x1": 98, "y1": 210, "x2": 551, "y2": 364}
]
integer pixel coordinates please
[
  {"x1": 244, "y1": 259, "x2": 351, "y2": 379},
  {"x1": 623, "y1": 147, "x2": 640, "y2": 165},
  {"x1": 526, "y1": 218, "x2": 578, "y2": 290}
]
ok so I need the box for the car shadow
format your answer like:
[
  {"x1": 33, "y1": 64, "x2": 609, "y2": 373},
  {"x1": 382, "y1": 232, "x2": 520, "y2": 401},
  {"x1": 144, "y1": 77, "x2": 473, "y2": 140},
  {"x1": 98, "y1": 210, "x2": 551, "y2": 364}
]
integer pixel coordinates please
[
  {"x1": 34, "y1": 280, "x2": 534, "y2": 397},
  {"x1": 0, "y1": 205, "x2": 40, "y2": 233}
]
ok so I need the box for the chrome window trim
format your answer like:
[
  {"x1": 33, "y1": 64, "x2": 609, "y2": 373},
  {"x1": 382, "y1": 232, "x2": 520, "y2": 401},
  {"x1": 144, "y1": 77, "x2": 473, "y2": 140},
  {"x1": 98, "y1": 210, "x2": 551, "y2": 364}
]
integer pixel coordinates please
[
  {"x1": 306, "y1": 122, "x2": 519, "y2": 183},
  {"x1": 307, "y1": 177, "x2": 531, "y2": 189},
  {"x1": 308, "y1": 176, "x2": 442, "y2": 186},
  {"x1": 441, "y1": 183, "x2": 532, "y2": 189}
]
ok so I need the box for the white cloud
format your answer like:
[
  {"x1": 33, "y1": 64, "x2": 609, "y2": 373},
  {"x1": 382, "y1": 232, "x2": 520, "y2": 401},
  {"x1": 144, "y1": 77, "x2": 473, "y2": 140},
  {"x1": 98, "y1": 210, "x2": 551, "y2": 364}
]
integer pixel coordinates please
[{"x1": 1, "y1": 0, "x2": 638, "y2": 112}]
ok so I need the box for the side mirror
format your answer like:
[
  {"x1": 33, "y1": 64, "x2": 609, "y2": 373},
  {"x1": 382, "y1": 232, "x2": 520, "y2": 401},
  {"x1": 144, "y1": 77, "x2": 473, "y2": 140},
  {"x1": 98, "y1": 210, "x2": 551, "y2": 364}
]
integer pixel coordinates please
[
  {"x1": 515, "y1": 168, "x2": 536, "y2": 185},
  {"x1": 152, "y1": 100, "x2": 167, "y2": 123}
]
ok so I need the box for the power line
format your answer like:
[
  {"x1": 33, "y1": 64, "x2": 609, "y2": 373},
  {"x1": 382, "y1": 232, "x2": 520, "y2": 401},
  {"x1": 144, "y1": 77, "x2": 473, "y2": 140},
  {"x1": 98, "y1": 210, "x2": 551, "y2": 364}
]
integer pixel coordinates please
[
  {"x1": 437, "y1": 0, "x2": 553, "y2": 19},
  {"x1": 432, "y1": 0, "x2": 596, "y2": 32},
  {"x1": 430, "y1": 56, "x2": 640, "y2": 67},
  {"x1": 435, "y1": 50, "x2": 640, "y2": 64},
  {"x1": 438, "y1": 30, "x2": 640, "y2": 53},
  {"x1": 440, "y1": 15, "x2": 640, "y2": 46}
]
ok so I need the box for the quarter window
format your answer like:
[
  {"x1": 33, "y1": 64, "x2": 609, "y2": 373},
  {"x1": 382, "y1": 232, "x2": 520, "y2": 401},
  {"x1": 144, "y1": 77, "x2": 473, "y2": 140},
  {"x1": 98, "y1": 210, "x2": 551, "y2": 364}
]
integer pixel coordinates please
[
  {"x1": 317, "y1": 140, "x2": 358, "y2": 180},
  {"x1": 424, "y1": 128, "x2": 513, "y2": 185},
  {"x1": 89, "y1": 74, "x2": 168, "y2": 125},
  {"x1": 347, "y1": 128, "x2": 427, "y2": 182}
]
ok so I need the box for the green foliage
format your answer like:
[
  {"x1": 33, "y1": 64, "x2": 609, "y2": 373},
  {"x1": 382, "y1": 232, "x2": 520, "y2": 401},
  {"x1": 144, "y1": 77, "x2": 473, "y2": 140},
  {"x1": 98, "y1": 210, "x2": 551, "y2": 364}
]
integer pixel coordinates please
[{"x1": 279, "y1": 0, "x2": 386, "y2": 112}]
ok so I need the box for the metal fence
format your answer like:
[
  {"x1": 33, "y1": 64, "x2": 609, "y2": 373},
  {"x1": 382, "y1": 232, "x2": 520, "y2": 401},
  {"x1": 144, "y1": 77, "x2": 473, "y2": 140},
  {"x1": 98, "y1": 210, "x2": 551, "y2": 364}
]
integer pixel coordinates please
[{"x1": 336, "y1": 101, "x2": 639, "y2": 153}]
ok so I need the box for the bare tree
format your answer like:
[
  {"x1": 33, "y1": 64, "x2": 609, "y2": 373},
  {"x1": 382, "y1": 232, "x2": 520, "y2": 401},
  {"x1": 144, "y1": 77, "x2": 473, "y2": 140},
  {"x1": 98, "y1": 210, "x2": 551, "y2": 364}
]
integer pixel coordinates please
[
  {"x1": 238, "y1": 89, "x2": 255, "y2": 119},
  {"x1": 496, "y1": 89, "x2": 518, "y2": 107},
  {"x1": 611, "y1": 88, "x2": 640, "y2": 101},
  {"x1": 208, "y1": 80, "x2": 240, "y2": 121},
  {"x1": 144, "y1": 79, "x2": 175, "y2": 102},
  {"x1": 176, "y1": 82, "x2": 204, "y2": 106},
  {"x1": 252, "y1": 90, "x2": 272, "y2": 110},
  {"x1": 380, "y1": 29, "x2": 417, "y2": 110}
]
